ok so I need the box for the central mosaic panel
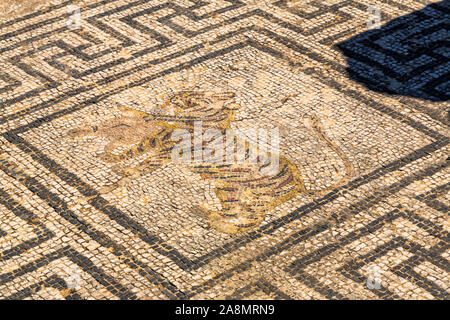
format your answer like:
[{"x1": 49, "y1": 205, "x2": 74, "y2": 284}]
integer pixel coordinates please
[{"x1": 15, "y1": 47, "x2": 433, "y2": 262}]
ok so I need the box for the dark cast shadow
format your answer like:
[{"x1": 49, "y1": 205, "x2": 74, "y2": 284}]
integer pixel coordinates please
[{"x1": 337, "y1": 0, "x2": 449, "y2": 102}]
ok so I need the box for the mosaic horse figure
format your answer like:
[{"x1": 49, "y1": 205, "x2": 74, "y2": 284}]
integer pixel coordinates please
[{"x1": 69, "y1": 91, "x2": 353, "y2": 234}]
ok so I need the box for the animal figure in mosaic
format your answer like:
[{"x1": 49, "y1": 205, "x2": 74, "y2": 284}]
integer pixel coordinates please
[{"x1": 68, "y1": 91, "x2": 354, "y2": 234}]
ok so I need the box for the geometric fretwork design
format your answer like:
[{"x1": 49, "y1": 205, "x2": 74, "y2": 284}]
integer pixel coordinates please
[
  {"x1": 338, "y1": 0, "x2": 450, "y2": 102},
  {"x1": 0, "y1": 0, "x2": 448, "y2": 300}
]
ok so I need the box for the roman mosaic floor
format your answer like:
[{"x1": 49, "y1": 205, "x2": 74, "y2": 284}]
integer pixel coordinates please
[{"x1": 0, "y1": 0, "x2": 448, "y2": 300}]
